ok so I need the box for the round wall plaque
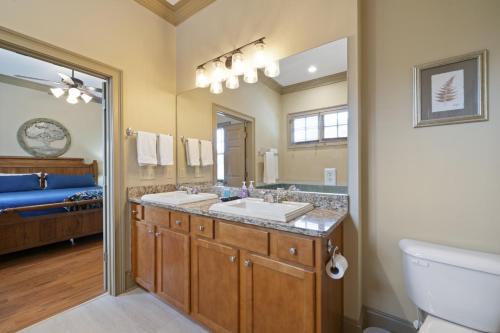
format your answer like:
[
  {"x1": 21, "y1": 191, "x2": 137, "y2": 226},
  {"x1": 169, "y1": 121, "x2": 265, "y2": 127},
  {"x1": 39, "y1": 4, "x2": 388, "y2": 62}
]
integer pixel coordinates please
[{"x1": 17, "y1": 118, "x2": 71, "y2": 158}]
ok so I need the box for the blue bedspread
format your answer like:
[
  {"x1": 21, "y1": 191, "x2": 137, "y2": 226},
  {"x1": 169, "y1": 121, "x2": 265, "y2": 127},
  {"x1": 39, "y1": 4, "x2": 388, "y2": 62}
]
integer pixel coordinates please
[{"x1": 0, "y1": 186, "x2": 102, "y2": 217}]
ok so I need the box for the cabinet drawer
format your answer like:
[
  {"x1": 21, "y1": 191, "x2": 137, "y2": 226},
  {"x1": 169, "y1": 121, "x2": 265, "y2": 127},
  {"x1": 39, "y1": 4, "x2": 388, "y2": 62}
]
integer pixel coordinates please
[
  {"x1": 272, "y1": 233, "x2": 315, "y2": 267},
  {"x1": 170, "y1": 211, "x2": 190, "y2": 233},
  {"x1": 131, "y1": 203, "x2": 143, "y2": 221},
  {"x1": 144, "y1": 206, "x2": 169, "y2": 227},
  {"x1": 191, "y1": 215, "x2": 214, "y2": 238},
  {"x1": 215, "y1": 221, "x2": 269, "y2": 255}
]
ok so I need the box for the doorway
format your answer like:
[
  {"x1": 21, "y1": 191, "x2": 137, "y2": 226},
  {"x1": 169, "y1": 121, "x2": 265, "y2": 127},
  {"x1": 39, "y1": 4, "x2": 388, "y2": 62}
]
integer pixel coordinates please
[
  {"x1": 213, "y1": 104, "x2": 255, "y2": 187},
  {"x1": 0, "y1": 32, "x2": 118, "y2": 332}
]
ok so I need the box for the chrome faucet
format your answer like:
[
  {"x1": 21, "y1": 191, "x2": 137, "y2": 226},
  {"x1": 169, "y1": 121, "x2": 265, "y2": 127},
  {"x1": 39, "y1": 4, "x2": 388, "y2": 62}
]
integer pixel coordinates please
[{"x1": 262, "y1": 191, "x2": 275, "y2": 203}]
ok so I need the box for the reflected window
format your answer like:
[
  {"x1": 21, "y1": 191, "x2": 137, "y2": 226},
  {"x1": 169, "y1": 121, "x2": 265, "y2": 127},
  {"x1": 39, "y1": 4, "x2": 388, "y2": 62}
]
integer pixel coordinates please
[
  {"x1": 216, "y1": 128, "x2": 225, "y2": 181},
  {"x1": 289, "y1": 106, "x2": 348, "y2": 147}
]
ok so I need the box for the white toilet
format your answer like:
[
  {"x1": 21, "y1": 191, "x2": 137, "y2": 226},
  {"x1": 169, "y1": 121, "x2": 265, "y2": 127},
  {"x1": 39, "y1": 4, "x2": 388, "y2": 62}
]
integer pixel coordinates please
[{"x1": 400, "y1": 239, "x2": 500, "y2": 333}]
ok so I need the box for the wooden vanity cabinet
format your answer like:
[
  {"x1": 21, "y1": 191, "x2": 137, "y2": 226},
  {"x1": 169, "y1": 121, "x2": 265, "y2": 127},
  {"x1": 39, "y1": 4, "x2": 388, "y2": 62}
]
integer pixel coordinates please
[
  {"x1": 132, "y1": 204, "x2": 343, "y2": 333},
  {"x1": 192, "y1": 238, "x2": 240, "y2": 333}
]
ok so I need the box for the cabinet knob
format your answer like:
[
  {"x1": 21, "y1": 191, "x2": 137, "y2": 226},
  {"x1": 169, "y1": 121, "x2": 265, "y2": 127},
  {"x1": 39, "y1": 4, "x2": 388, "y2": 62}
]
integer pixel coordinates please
[
  {"x1": 147, "y1": 229, "x2": 154, "y2": 234},
  {"x1": 289, "y1": 247, "x2": 297, "y2": 255},
  {"x1": 229, "y1": 255, "x2": 237, "y2": 263},
  {"x1": 155, "y1": 232, "x2": 161, "y2": 237},
  {"x1": 132, "y1": 210, "x2": 137, "y2": 214},
  {"x1": 244, "y1": 259, "x2": 252, "y2": 267},
  {"x1": 175, "y1": 220, "x2": 182, "y2": 226},
  {"x1": 198, "y1": 225, "x2": 205, "y2": 231}
]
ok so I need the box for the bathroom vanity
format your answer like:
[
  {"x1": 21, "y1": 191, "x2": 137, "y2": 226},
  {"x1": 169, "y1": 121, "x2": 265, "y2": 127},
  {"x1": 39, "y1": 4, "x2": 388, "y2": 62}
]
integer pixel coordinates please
[{"x1": 129, "y1": 189, "x2": 347, "y2": 333}]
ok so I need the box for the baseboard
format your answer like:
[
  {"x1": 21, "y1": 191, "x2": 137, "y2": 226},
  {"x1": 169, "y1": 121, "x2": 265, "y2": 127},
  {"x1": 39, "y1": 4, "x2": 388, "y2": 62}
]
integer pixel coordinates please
[
  {"x1": 363, "y1": 307, "x2": 416, "y2": 333},
  {"x1": 344, "y1": 316, "x2": 363, "y2": 333}
]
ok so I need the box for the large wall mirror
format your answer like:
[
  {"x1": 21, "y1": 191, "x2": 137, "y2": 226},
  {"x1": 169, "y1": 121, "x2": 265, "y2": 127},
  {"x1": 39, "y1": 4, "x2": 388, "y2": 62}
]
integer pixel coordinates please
[{"x1": 176, "y1": 37, "x2": 348, "y2": 194}]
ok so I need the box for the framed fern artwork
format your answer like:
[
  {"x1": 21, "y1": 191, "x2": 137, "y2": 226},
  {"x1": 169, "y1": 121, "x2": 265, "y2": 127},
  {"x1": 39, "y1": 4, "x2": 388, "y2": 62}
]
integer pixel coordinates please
[{"x1": 413, "y1": 50, "x2": 488, "y2": 127}]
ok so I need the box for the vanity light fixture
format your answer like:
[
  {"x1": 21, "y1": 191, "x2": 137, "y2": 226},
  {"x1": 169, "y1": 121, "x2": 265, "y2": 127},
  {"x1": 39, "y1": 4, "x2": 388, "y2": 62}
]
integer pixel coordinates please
[{"x1": 195, "y1": 37, "x2": 279, "y2": 94}]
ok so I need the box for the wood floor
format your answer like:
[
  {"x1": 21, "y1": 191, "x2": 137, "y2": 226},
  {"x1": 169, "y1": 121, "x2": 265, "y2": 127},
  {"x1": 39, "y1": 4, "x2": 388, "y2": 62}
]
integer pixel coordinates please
[
  {"x1": 19, "y1": 288, "x2": 208, "y2": 333},
  {"x1": 0, "y1": 235, "x2": 104, "y2": 333}
]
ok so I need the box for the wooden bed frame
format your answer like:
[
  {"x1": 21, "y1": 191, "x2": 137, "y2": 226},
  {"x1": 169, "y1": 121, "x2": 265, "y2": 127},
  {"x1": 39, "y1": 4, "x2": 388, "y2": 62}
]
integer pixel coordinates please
[{"x1": 0, "y1": 157, "x2": 103, "y2": 255}]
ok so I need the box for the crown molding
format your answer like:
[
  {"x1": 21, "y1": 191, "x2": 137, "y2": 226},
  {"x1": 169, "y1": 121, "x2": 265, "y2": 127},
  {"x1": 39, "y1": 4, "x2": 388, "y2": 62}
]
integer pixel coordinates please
[
  {"x1": 134, "y1": 0, "x2": 215, "y2": 26},
  {"x1": 259, "y1": 71, "x2": 348, "y2": 95}
]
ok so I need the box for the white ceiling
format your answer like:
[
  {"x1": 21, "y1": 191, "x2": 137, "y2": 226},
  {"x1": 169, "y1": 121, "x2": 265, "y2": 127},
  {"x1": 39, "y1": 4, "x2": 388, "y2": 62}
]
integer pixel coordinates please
[
  {"x1": 165, "y1": 0, "x2": 180, "y2": 5},
  {"x1": 274, "y1": 38, "x2": 347, "y2": 86},
  {"x1": 0, "y1": 48, "x2": 105, "y2": 90}
]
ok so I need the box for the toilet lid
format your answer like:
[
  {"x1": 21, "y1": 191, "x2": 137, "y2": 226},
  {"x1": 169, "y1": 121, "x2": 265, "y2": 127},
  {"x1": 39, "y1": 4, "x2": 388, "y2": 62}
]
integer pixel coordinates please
[{"x1": 420, "y1": 316, "x2": 479, "y2": 333}]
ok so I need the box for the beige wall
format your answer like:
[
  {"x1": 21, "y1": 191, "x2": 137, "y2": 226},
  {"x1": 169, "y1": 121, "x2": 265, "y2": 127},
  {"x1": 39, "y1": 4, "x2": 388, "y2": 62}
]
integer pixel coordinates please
[
  {"x1": 280, "y1": 82, "x2": 348, "y2": 185},
  {"x1": 176, "y1": 81, "x2": 281, "y2": 184},
  {"x1": 0, "y1": 83, "x2": 104, "y2": 183},
  {"x1": 176, "y1": 0, "x2": 361, "y2": 321},
  {"x1": 362, "y1": 0, "x2": 500, "y2": 321},
  {"x1": 0, "y1": 0, "x2": 177, "y2": 187}
]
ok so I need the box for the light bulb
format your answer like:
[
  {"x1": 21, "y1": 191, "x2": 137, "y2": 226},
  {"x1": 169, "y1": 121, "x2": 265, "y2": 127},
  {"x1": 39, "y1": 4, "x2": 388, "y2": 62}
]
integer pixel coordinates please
[
  {"x1": 68, "y1": 87, "x2": 81, "y2": 97},
  {"x1": 195, "y1": 66, "x2": 210, "y2": 88},
  {"x1": 264, "y1": 60, "x2": 280, "y2": 78},
  {"x1": 210, "y1": 81, "x2": 223, "y2": 94},
  {"x1": 231, "y1": 51, "x2": 245, "y2": 76},
  {"x1": 243, "y1": 66, "x2": 258, "y2": 84},
  {"x1": 226, "y1": 75, "x2": 239, "y2": 90},
  {"x1": 253, "y1": 41, "x2": 268, "y2": 68},
  {"x1": 308, "y1": 65, "x2": 317, "y2": 73},
  {"x1": 50, "y1": 87, "x2": 65, "y2": 98},
  {"x1": 66, "y1": 96, "x2": 79, "y2": 104},
  {"x1": 212, "y1": 59, "x2": 227, "y2": 82},
  {"x1": 81, "y1": 93, "x2": 93, "y2": 104}
]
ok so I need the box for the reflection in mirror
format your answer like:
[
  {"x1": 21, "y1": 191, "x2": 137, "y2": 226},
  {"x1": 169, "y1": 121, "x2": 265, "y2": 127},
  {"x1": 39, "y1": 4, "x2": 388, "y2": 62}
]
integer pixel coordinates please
[{"x1": 176, "y1": 37, "x2": 348, "y2": 194}]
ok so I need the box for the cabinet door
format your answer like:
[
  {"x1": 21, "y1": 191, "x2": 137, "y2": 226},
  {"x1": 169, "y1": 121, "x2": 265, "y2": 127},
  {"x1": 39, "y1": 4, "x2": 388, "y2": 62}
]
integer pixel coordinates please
[
  {"x1": 156, "y1": 226, "x2": 190, "y2": 313},
  {"x1": 241, "y1": 253, "x2": 315, "y2": 333},
  {"x1": 134, "y1": 220, "x2": 156, "y2": 292},
  {"x1": 192, "y1": 238, "x2": 239, "y2": 333}
]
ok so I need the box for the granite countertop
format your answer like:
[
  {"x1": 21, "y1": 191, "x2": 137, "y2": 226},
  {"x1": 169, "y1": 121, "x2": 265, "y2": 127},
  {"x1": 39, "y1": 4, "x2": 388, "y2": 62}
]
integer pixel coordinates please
[{"x1": 129, "y1": 195, "x2": 347, "y2": 237}]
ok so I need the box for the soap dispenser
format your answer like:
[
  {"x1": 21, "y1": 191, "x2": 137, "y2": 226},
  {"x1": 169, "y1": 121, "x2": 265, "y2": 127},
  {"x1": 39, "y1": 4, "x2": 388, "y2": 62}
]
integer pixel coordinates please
[
  {"x1": 240, "y1": 181, "x2": 248, "y2": 198},
  {"x1": 248, "y1": 180, "x2": 255, "y2": 193}
]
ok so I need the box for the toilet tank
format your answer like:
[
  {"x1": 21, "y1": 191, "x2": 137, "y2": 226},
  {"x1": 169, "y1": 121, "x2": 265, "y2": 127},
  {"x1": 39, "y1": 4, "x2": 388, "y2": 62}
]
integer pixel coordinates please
[{"x1": 399, "y1": 239, "x2": 500, "y2": 333}]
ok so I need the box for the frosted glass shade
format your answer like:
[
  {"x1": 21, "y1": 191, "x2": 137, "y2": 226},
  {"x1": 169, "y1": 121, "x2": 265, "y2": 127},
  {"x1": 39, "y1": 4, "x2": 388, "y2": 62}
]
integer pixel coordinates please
[
  {"x1": 226, "y1": 75, "x2": 239, "y2": 89},
  {"x1": 195, "y1": 66, "x2": 210, "y2": 88},
  {"x1": 210, "y1": 80, "x2": 223, "y2": 94},
  {"x1": 264, "y1": 60, "x2": 280, "y2": 78}
]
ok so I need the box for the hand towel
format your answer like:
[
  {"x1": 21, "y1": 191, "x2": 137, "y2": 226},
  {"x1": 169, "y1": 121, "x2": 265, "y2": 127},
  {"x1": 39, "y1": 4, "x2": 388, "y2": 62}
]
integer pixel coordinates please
[
  {"x1": 185, "y1": 138, "x2": 200, "y2": 166},
  {"x1": 263, "y1": 151, "x2": 278, "y2": 184},
  {"x1": 158, "y1": 134, "x2": 174, "y2": 166},
  {"x1": 200, "y1": 140, "x2": 214, "y2": 166},
  {"x1": 137, "y1": 131, "x2": 157, "y2": 166}
]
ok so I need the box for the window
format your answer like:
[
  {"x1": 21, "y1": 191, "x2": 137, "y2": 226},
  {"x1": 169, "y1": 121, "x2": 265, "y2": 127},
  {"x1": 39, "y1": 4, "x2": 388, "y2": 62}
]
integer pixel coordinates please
[
  {"x1": 216, "y1": 128, "x2": 225, "y2": 181},
  {"x1": 289, "y1": 106, "x2": 348, "y2": 147}
]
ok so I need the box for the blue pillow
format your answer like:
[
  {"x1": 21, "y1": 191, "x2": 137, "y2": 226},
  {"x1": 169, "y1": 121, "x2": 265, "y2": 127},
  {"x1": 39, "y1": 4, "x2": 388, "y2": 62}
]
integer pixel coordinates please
[
  {"x1": 45, "y1": 174, "x2": 96, "y2": 189},
  {"x1": 0, "y1": 174, "x2": 41, "y2": 193}
]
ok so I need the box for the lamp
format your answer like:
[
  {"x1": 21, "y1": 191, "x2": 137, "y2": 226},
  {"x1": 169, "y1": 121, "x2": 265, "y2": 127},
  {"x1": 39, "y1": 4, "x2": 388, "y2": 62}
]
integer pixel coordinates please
[
  {"x1": 264, "y1": 60, "x2": 280, "y2": 78},
  {"x1": 68, "y1": 87, "x2": 81, "y2": 98},
  {"x1": 50, "y1": 87, "x2": 65, "y2": 98},
  {"x1": 66, "y1": 96, "x2": 79, "y2": 104},
  {"x1": 195, "y1": 66, "x2": 210, "y2": 88},
  {"x1": 212, "y1": 59, "x2": 227, "y2": 82},
  {"x1": 231, "y1": 50, "x2": 245, "y2": 76},
  {"x1": 226, "y1": 75, "x2": 239, "y2": 89},
  {"x1": 243, "y1": 67, "x2": 258, "y2": 84},
  {"x1": 81, "y1": 93, "x2": 93, "y2": 104},
  {"x1": 210, "y1": 81, "x2": 223, "y2": 94},
  {"x1": 253, "y1": 40, "x2": 268, "y2": 69}
]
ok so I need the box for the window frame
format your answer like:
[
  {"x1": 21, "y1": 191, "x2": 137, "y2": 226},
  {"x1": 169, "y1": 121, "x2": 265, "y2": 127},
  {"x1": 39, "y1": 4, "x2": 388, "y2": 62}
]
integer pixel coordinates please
[{"x1": 287, "y1": 105, "x2": 348, "y2": 149}]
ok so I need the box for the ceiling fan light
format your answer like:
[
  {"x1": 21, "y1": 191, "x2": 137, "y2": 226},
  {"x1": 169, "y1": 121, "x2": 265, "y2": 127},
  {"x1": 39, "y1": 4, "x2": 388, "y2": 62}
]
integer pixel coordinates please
[
  {"x1": 50, "y1": 87, "x2": 65, "y2": 98},
  {"x1": 231, "y1": 51, "x2": 245, "y2": 76},
  {"x1": 81, "y1": 93, "x2": 93, "y2": 104},
  {"x1": 243, "y1": 67, "x2": 258, "y2": 84},
  {"x1": 68, "y1": 87, "x2": 81, "y2": 97},
  {"x1": 212, "y1": 59, "x2": 227, "y2": 82},
  {"x1": 195, "y1": 66, "x2": 210, "y2": 88},
  {"x1": 264, "y1": 60, "x2": 280, "y2": 78},
  {"x1": 226, "y1": 75, "x2": 239, "y2": 90},
  {"x1": 210, "y1": 81, "x2": 223, "y2": 94},
  {"x1": 66, "y1": 96, "x2": 79, "y2": 104},
  {"x1": 253, "y1": 41, "x2": 268, "y2": 69}
]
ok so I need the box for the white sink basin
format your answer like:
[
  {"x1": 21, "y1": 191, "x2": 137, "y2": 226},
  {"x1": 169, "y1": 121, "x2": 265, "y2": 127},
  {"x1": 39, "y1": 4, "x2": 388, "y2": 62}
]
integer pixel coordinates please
[
  {"x1": 141, "y1": 191, "x2": 218, "y2": 206},
  {"x1": 209, "y1": 198, "x2": 314, "y2": 223}
]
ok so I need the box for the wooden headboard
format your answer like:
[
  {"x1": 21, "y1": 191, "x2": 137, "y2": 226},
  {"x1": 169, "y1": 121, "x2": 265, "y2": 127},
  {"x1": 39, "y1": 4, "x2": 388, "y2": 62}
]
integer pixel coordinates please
[{"x1": 0, "y1": 157, "x2": 98, "y2": 183}]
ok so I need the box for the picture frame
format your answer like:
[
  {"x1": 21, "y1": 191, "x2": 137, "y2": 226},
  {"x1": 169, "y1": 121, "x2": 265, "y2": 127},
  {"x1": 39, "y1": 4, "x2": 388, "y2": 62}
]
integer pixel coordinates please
[{"x1": 413, "y1": 50, "x2": 488, "y2": 128}]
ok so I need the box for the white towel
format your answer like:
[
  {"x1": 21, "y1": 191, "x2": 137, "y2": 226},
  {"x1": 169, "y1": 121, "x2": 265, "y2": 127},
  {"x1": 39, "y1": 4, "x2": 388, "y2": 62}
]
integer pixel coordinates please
[
  {"x1": 185, "y1": 138, "x2": 200, "y2": 166},
  {"x1": 263, "y1": 151, "x2": 278, "y2": 184},
  {"x1": 158, "y1": 134, "x2": 174, "y2": 166},
  {"x1": 200, "y1": 140, "x2": 213, "y2": 166},
  {"x1": 137, "y1": 131, "x2": 157, "y2": 166}
]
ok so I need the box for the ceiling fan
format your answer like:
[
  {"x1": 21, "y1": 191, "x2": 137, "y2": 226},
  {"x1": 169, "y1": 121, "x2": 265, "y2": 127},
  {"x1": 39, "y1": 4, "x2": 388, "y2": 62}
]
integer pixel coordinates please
[{"x1": 15, "y1": 69, "x2": 102, "y2": 104}]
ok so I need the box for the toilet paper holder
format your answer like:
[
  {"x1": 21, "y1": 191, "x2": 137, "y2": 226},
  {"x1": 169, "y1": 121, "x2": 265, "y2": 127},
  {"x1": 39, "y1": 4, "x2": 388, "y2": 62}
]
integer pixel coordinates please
[{"x1": 327, "y1": 240, "x2": 341, "y2": 257}]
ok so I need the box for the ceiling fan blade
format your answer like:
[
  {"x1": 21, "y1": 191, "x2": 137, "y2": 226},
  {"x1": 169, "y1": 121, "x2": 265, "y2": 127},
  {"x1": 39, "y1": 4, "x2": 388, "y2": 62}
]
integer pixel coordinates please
[
  {"x1": 14, "y1": 75, "x2": 61, "y2": 85},
  {"x1": 58, "y1": 73, "x2": 74, "y2": 85}
]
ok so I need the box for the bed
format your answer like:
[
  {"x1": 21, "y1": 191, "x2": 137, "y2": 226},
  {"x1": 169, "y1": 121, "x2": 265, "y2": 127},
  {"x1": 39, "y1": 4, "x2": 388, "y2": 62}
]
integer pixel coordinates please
[{"x1": 0, "y1": 157, "x2": 103, "y2": 255}]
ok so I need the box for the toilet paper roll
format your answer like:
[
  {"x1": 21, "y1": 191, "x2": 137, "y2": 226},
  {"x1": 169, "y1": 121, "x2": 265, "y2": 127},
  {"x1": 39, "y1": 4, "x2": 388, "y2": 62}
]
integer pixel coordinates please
[{"x1": 326, "y1": 253, "x2": 348, "y2": 280}]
